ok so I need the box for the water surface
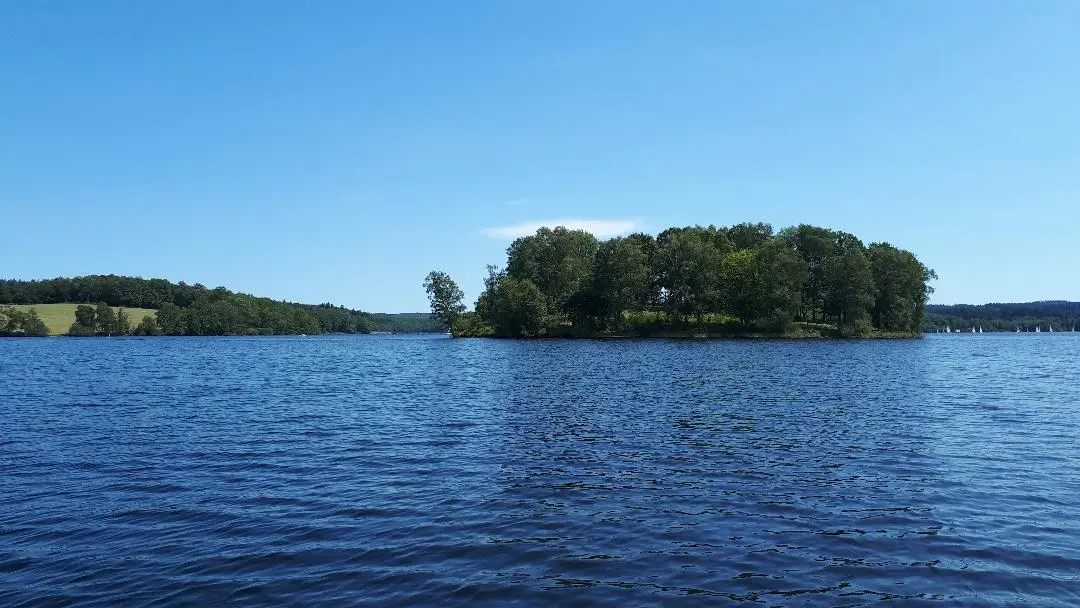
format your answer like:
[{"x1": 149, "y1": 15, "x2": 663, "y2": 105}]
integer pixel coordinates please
[{"x1": 2, "y1": 334, "x2": 1079, "y2": 606}]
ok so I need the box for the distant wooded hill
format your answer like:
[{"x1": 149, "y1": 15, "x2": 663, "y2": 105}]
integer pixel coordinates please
[
  {"x1": 0, "y1": 276, "x2": 442, "y2": 336},
  {"x1": 925, "y1": 301, "x2": 1080, "y2": 332}
]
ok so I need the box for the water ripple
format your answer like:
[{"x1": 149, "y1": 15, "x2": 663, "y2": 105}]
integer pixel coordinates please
[{"x1": 1, "y1": 334, "x2": 1079, "y2": 606}]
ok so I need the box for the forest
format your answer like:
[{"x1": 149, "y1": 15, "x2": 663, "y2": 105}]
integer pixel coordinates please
[
  {"x1": 0, "y1": 275, "x2": 442, "y2": 336},
  {"x1": 426, "y1": 223, "x2": 936, "y2": 339},
  {"x1": 924, "y1": 301, "x2": 1080, "y2": 332}
]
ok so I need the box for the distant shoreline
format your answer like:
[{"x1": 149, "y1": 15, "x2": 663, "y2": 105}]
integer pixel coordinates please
[{"x1": 451, "y1": 324, "x2": 922, "y2": 340}]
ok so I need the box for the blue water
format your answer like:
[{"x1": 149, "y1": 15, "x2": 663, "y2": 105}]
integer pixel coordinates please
[{"x1": 2, "y1": 334, "x2": 1079, "y2": 607}]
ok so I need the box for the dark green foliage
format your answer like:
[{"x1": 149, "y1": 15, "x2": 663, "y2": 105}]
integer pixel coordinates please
[
  {"x1": 719, "y1": 249, "x2": 764, "y2": 324},
  {"x1": 68, "y1": 303, "x2": 138, "y2": 336},
  {"x1": 506, "y1": 227, "x2": 599, "y2": 319},
  {"x1": 69, "y1": 304, "x2": 100, "y2": 336},
  {"x1": 95, "y1": 303, "x2": 117, "y2": 335},
  {"x1": 0, "y1": 306, "x2": 49, "y2": 336},
  {"x1": 133, "y1": 316, "x2": 160, "y2": 336},
  {"x1": 462, "y1": 223, "x2": 933, "y2": 338},
  {"x1": 365, "y1": 313, "x2": 446, "y2": 333},
  {"x1": 476, "y1": 276, "x2": 549, "y2": 338},
  {"x1": 449, "y1": 312, "x2": 493, "y2": 337},
  {"x1": 925, "y1": 301, "x2": 1080, "y2": 332},
  {"x1": 727, "y1": 222, "x2": 774, "y2": 250},
  {"x1": 586, "y1": 234, "x2": 657, "y2": 330},
  {"x1": 654, "y1": 227, "x2": 726, "y2": 322},
  {"x1": 74, "y1": 305, "x2": 96, "y2": 329},
  {"x1": 867, "y1": 243, "x2": 937, "y2": 332},
  {"x1": 823, "y1": 249, "x2": 875, "y2": 334}
]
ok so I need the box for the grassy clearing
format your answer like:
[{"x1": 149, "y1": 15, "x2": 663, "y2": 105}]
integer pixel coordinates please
[{"x1": 9, "y1": 304, "x2": 156, "y2": 336}]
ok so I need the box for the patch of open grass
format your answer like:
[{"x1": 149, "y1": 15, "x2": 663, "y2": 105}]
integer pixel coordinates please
[{"x1": 8, "y1": 304, "x2": 156, "y2": 336}]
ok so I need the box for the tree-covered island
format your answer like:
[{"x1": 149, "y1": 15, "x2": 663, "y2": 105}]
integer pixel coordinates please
[{"x1": 427, "y1": 223, "x2": 936, "y2": 339}]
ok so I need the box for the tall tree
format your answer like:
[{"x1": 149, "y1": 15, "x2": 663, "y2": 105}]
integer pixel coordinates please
[
  {"x1": 754, "y1": 239, "x2": 808, "y2": 324},
  {"x1": 21, "y1": 309, "x2": 48, "y2": 336},
  {"x1": 587, "y1": 234, "x2": 656, "y2": 329},
  {"x1": 867, "y1": 243, "x2": 936, "y2": 332},
  {"x1": 654, "y1": 227, "x2": 724, "y2": 322},
  {"x1": 74, "y1": 304, "x2": 96, "y2": 329},
  {"x1": 95, "y1": 303, "x2": 116, "y2": 335},
  {"x1": 506, "y1": 226, "x2": 599, "y2": 320},
  {"x1": 719, "y1": 249, "x2": 764, "y2": 324},
  {"x1": 115, "y1": 308, "x2": 131, "y2": 335},
  {"x1": 423, "y1": 271, "x2": 466, "y2": 331},
  {"x1": 823, "y1": 249, "x2": 876, "y2": 334}
]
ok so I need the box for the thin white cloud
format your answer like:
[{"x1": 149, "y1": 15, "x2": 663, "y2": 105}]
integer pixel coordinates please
[
  {"x1": 503, "y1": 198, "x2": 530, "y2": 207},
  {"x1": 482, "y1": 218, "x2": 643, "y2": 239}
]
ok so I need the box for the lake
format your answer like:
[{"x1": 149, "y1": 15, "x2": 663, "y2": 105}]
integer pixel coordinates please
[{"x1": 2, "y1": 334, "x2": 1079, "y2": 606}]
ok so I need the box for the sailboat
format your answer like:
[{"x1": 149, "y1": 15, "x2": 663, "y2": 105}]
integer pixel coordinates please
[
  {"x1": 1036, "y1": 326, "x2": 1041, "y2": 333},
  {"x1": 971, "y1": 326, "x2": 976, "y2": 333},
  {"x1": 946, "y1": 324, "x2": 951, "y2": 334},
  {"x1": 1049, "y1": 324, "x2": 1054, "y2": 333}
]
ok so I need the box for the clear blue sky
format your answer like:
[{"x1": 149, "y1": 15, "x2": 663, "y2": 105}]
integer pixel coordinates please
[{"x1": 2, "y1": 1, "x2": 1078, "y2": 312}]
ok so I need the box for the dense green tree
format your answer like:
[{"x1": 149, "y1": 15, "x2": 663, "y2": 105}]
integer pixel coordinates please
[
  {"x1": 754, "y1": 239, "x2": 809, "y2": 324},
  {"x1": 727, "y1": 222, "x2": 774, "y2": 250},
  {"x1": 133, "y1": 316, "x2": 160, "y2": 336},
  {"x1": 424, "y1": 271, "x2": 466, "y2": 331},
  {"x1": 475, "y1": 270, "x2": 550, "y2": 338},
  {"x1": 115, "y1": 308, "x2": 131, "y2": 335},
  {"x1": 506, "y1": 227, "x2": 599, "y2": 320},
  {"x1": 587, "y1": 234, "x2": 656, "y2": 329},
  {"x1": 74, "y1": 304, "x2": 96, "y2": 329},
  {"x1": 866, "y1": 243, "x2": 925, "y2": 332},
  {"x1": 22, "y1": 309, "x2": 48, "y2": 336},
  {"x1": 95, "y1": 303, "x2": 117, "y2": 335},
  {"x1": 823, "y1": 249, "x2": 876, "y2": 334},
  {"x1": 156, "y1": 303, "x2": 183, "y2": 335},
  {"x1": 719, "y1": 249, "x2": 764, "y2": 324},
  {"x1": 654, "y1": 227, "x2": 725, "y2": 321},
  {"x1": 0, "y1": 306, "x2": 49, "y2": 336},
  {"x1": 449, "y1": 312, "x2": 492, "y2": 337}
]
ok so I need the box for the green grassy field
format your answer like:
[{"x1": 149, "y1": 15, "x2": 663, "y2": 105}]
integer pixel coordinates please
[{"x1": 8, "y1": 304, "x2": 156, "y2": 336}]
